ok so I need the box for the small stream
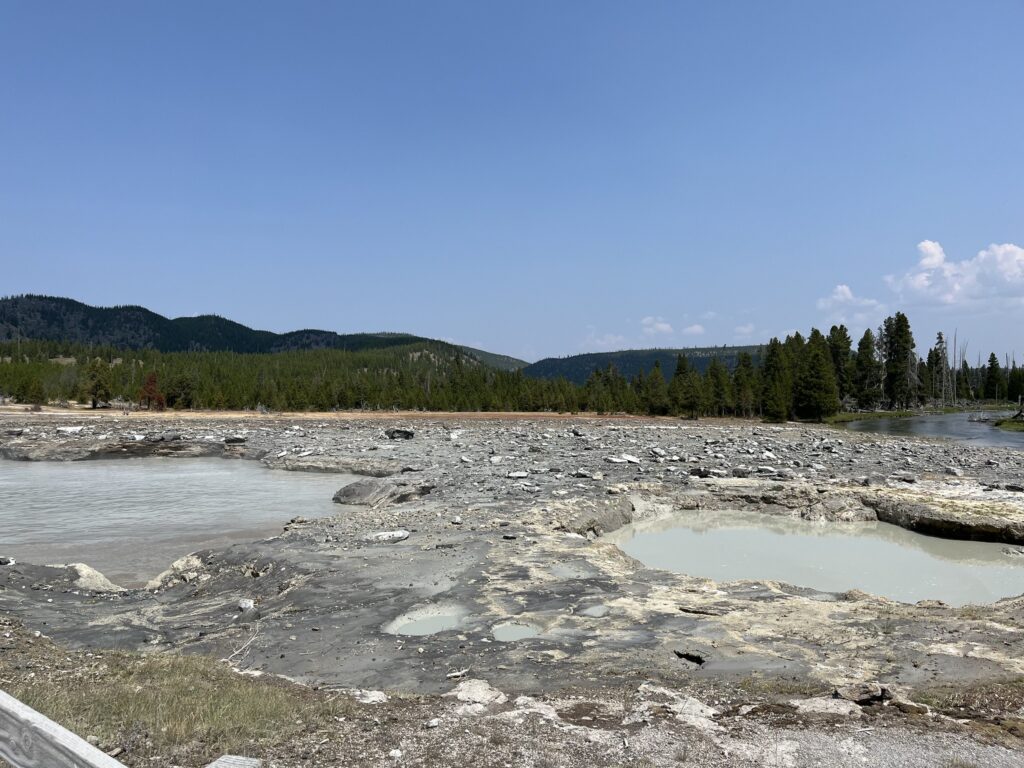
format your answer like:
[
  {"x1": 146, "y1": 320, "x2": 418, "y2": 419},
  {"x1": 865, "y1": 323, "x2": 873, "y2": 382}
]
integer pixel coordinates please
[
  {"x1": 608, "y1": 509, "x2": 1024, "y2": 606},
  {"x1": 0, "y1": 458, "x2": 358, "y2": 587},
  {"x1": 842, "y1": 411, "x2": 1021, "y2": 450}
]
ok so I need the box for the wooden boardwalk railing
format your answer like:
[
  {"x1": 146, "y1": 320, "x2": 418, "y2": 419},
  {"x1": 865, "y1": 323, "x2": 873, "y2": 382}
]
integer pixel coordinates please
[{"x1": 0, "y1": 689, "x2": 260, "y2": 768}]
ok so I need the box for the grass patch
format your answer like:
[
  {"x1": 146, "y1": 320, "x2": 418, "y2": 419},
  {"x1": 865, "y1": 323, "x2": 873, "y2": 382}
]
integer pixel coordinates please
[
  {"x1": 6, "y1": 652, "x2": 354, "y2": 762},
  {"x1": 914, "y1": 678, "x2": 1024, "y2": 715},
  {"x1": 825, "y1": 410, "x2": 917, "y2": 425},
  {"x1": 995, "y1": 419, "x2": 1024, "y2": 432},
  {"x1": 735, "y1": 674, "x2": 823, "y2": 698}
]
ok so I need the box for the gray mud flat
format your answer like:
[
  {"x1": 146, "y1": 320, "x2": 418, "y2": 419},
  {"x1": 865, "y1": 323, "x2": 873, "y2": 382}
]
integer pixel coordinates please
[{"x1": 2, "y1": 412, "x2": 1024, "y2": 765}]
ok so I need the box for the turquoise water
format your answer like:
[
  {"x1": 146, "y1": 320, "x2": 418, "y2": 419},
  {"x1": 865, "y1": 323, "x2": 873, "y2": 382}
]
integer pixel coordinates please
[{"x1": 609, "y1": 509, "x2": 1024, "y2": 606}]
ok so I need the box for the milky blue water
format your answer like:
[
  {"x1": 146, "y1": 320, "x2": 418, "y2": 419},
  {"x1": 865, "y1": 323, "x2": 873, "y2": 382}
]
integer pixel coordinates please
[
  {"x1": 0, "y1": 458, "x2": 356, "y2": 586},
  {"x1": 609, "y1": 509, "x2": 1024, "y2": 606}
]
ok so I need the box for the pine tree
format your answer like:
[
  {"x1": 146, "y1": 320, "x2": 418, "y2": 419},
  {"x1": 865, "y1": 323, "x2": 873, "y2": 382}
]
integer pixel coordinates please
[
  {"x1": 84, "y1": 357, "x2": 112, "y2": 408},
  {"x1": 705, "y1": 358, "x2": 734, "y2": 416},
  {"x1": 760, "y1": 338, "x2": 791, "y2": 422},
  {"x1": 826, "y1": 325, "x2": 853, "y2": 402},
  {"x1": 645, "y1": 361, "x2": 671, "y2": 416},
  {"x1": 668, "y1": 354, "x2": 689, "y2": 415},
  {"x1": 732, "y1": 352, "x2": 757, "y2": 418},
  {"x1": 1008, "y1": 363, "x2": 1024, "y2": 405},
  {"x1": 679, "y1": 370, "x2": 704, "y2": 419},
  {"x1": 138, "y1": 371, "x2": 166, "y2": 410},
  {"x1": 881, "y1": 312, "x2": 917, "y2": 409},
  {"x1": 924, "y1": 333, "x2": 951, "y2": 405},
  {"x1": 794, "y1": 329, "x2": 840, "y2": 421},
  {"x1": 984, "y1": 353, "x2": 1004, "y2": 401},
  {"x1": 853, "y1": 328, "x2": 882, "y2": 409},
  {"x1": 958, "y1": 359, "x2": 974, "y2": 401}
]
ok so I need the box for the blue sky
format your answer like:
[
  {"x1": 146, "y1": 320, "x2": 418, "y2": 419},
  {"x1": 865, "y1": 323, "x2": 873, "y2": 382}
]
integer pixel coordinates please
[{"x1": 2, "y1": 1, "x2": 1022, "y2": 363}]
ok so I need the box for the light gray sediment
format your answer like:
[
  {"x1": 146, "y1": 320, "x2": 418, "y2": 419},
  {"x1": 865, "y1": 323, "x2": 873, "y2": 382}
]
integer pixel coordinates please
[{"x1": 2, "y1": 412, "x2": 1024, "y2": 763}]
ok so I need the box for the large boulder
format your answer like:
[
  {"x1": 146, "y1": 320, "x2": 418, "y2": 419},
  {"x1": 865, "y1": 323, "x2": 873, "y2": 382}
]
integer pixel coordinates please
[
  {"x1": 550, "y1": 496, "x2": 634, "y2": 537},
  {"x1": 333, "y1": 477, "x2": 434, "y2": 507}
]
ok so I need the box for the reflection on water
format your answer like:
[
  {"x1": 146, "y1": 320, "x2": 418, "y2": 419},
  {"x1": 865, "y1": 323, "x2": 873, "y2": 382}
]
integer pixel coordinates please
[
  {"x1": 607, "y1": 509, "x2": 1024, "y2": 606},
  {"x1": 0, "y1": 458, "x2": 357, "y2": 586},
  {"x1": 843, "y1": 411, "x2": 1021, "y2": 450}
]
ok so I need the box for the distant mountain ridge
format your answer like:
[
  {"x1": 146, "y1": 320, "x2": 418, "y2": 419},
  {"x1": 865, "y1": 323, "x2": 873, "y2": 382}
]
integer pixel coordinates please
[
  {"x1": 522, "y1": 345, "x2": 764, "y2": 385},
  {"x1": 0, "y1": 295, "x2": 529, "y2": 368},
  {"x1": 0, "y1": 296, "x2": 761, "y2": 380}
]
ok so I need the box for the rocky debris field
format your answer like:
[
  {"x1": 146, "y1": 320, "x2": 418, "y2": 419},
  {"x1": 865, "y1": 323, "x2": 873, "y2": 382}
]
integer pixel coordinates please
[{"x1": 2, "y1": 411, "x2": 1024, "y2": 766}]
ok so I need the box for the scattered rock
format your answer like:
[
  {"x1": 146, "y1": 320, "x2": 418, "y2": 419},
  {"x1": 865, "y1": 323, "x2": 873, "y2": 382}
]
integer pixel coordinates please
[
  {"x1": 834, "y1": 681, "x2": 890, "y2": 705},
  {"x1": 789, "y1": 697, "x2": 861, "y2": 717},
  {"x1": 68, "y1": 563, "x2": 125, "y2": 594},
  {"x1": 333, "y1": 478, "x2": 434, "y2": 507},
  {"x1": 673, "y1": 649, "x2": 707, "y2": 667},
  {"x1": 364, "y1": 530, "x2": 411, "y2": 544},
  {"x1": 354, "y1": 689, "x2": 389, "y2": 704},
  {"x1": 444, "y1": 679, "x2": 508, "y2": 707}
]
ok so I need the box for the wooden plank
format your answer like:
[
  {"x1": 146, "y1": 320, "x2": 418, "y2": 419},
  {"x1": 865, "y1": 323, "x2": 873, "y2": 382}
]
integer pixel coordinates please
[
  {"x1": 204, "y1": 757, "x2": 263, "y2": 768},
  {"x1": 0, "y1": 688, "x2": 127, "y2": 768}
]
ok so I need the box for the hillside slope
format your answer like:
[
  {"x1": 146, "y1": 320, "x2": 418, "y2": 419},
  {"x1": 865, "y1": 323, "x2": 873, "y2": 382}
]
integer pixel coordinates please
[
  {"x1": 0, "y1": 295, "x2": 525, "y2": 364},
  {"x1": 523, "y1": 345, "x2": 763, "y2": 384}
]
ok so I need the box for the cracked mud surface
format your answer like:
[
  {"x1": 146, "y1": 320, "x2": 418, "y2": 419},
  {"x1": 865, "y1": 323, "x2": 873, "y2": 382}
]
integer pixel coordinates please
[{"x1": 2, "y1": 410, "x2": 1024, "y2": 766}]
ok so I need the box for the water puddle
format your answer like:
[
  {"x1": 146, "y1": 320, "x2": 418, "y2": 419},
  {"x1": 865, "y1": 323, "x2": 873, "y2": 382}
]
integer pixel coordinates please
[
  {"x1": 607, "y1": 510, "x2": 1024, "y2": 606},
  {"x1": 384, "y1": 605, "x2": 469, "y2": 636},
  {"x1": 0, "y1": 458, "x2": 360, "y2": 587},
  {"x1": 492, "y1": 621, "x2": 540, "y2": 641}
]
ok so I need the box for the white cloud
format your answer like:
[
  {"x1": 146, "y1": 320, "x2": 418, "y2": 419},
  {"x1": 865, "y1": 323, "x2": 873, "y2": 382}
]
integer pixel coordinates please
[
  {"x1": 917, "y1": 239, "x2": 946, "y2": 269},
  {"x1": 734, "y1": 323, "x2": 755, "y2": 336},
  {"x1": 885, "y1": 240, "x2": 1024, "y2": 309},
  {"x1": 701, "y1": 310, "x2": 718, "y2": 320},
  {"x1": 816, "y1": 283, "x2": 885, "y2": 326},
  {"x1": 682, "y1": 324, "x2": 705, "y2": 336},
  {"x1": 582, "y1": 330, "x2": 627, "y2": 351},
  {"x1": 641, "y1": 316, "x2": 674, "y2": 336}
]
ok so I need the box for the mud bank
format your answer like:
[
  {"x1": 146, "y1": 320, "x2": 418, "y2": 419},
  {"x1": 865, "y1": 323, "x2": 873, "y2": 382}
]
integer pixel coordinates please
[{"x1": 2, "y1": 412, "x2": 1024, "y2": 764}]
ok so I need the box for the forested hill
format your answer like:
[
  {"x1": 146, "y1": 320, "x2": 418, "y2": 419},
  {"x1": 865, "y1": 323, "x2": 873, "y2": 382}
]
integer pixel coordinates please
[
  {"x1": 523, "y1": 345, "x2": 764, "y2": 384},
  {"x1": 0, "y1": 295, "x2": 528, "y2": 366}
]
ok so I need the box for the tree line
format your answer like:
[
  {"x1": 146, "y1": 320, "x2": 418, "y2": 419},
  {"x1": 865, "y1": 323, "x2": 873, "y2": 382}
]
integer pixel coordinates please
[{"x1": 0, "y1": 313, "x2": 1019, "y2": 419}]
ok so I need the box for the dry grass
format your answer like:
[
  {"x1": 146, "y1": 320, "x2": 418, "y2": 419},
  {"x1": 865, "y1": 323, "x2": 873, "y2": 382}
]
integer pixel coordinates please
[
  {"x1": 735, "y1": 674, "x2": 823, "y2": 698},
  {"x1": 6, "y1": 652, "x2": 354, "y2": 762}
]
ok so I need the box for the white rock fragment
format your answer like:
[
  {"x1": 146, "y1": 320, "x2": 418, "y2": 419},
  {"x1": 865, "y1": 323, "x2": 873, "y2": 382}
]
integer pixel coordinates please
[
  {"x1": 365, "y1": 530, "x2": 410, "y2": 544},
  {"x1": 354, "y1": 689, "x2": 389, "y2": 704},
  {"x1": 789, "y1": 697, "x2": 861, "y2": 716},
  {"x1": 68, "y1": 563, "x2": 125, "y2": 593},
  {"x1": 444, "y1": 679, "x2": 508, "y2": 707}
]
